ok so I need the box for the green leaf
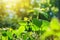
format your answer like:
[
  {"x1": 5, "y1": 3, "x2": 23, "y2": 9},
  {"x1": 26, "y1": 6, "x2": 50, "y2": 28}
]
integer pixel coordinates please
[
  {"x1": 7, "y1": 31, "x2": 12, "y2": 39},
  {"x1": 31, "y1": 18, "x2": 42, "y2": 31},
  {"x1": 43, "y1": 12, "x2": 48, "y2": 19},
  {"x1": 31, "y1": 24, "x2": 40, "y2": 31},
  {"x1": 32, "y1": 18, "x2": 42, "y2": 27},
  {"x1": 41, "y1": 20, "x2": 49, "y2": 31},
  {"x1": 19, "y1": 20, "x2": 27, "y2": 26},
  {"x1": 17, "y1": 26, "x2": 25, "y2": 35}
]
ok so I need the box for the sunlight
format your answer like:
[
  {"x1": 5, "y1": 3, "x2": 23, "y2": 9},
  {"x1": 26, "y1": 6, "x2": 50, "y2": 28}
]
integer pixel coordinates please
[
  {"x1": 2, "y1": 0, "x2": 18, "y2": 8},
  {"x1": 2, "y1": 0, "x2": 18, "y2": 18},
  {"x1": 2, "y1": 0, "x2": 17, "y2": 3}
]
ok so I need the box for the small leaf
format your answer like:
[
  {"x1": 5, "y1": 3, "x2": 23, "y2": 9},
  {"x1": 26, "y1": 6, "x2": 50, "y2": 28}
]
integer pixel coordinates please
[
  {"x1": 19, "y1": 20, "x2": 27, "y2": 26},
  {"x1": 17, "y1": 26, "x2": 25, "y2": 35}
]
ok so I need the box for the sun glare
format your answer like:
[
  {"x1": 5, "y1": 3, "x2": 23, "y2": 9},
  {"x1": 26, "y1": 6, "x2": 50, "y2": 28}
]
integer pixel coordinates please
[{"x1": 2, "y1": 0, "x2": 19, "y2": 8}]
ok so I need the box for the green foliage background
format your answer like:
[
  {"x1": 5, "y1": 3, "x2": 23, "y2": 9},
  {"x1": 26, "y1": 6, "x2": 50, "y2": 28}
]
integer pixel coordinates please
[{"x1": 0, "y1": 0, "x2": 60, "y2": 40}]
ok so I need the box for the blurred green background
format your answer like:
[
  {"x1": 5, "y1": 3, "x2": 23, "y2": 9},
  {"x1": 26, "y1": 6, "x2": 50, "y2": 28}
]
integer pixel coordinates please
[{"x1": 0, "y1": 0, "x2": 60, "y2": 40}]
